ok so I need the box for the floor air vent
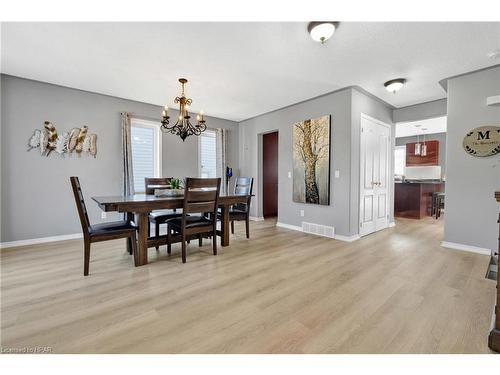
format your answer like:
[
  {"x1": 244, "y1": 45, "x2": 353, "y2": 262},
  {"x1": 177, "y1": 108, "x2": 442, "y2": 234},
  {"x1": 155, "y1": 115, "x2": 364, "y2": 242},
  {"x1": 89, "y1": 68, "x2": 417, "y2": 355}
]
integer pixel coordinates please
[{"x1": 302, "y1": 222, "x2": 335, "y2": 239}]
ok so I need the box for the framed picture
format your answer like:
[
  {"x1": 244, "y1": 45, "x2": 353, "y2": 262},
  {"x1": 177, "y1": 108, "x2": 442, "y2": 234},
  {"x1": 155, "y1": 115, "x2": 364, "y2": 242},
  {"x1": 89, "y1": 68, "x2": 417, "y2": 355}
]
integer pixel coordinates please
[{"x1": 292, "y1": 115, "x2": 331, "y2": 205}]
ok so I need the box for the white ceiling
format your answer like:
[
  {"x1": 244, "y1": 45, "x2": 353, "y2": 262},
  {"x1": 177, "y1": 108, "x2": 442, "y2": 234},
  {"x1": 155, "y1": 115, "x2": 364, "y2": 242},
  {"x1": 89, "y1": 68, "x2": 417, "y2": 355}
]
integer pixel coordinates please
[
  {"x1": 396, "y1": 116, "x2": 447, "y2": 138},
  {"x1": 1, "y1": 22, "x2": 500, "y2": 121}
]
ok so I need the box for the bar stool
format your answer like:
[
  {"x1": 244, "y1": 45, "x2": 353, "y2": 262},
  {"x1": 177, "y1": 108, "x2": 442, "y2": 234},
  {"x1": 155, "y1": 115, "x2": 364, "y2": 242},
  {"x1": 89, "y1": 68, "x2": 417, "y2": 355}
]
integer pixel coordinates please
[{"x1": 432, "y1": 192, "x2": 445, "y2": 219}]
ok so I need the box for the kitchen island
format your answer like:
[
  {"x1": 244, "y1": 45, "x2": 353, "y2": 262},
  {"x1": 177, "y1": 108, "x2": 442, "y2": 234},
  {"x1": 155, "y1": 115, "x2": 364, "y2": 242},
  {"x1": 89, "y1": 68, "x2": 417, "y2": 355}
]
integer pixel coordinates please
[{"x1": 394, "y1": 181, "x2": 444, "y2": 219}]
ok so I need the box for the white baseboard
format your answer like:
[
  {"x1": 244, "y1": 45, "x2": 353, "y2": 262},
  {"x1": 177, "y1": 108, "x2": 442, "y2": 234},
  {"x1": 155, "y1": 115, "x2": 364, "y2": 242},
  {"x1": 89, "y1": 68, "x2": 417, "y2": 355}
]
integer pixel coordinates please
[
  {"x1": 276, "y1": 222, "x2": 302, "y2": 232},
  {"x1": 335, "y1": 234, "x2": 361, "y2": 242},
  {"x1": 0, "y1": 233, "x2": 83, "y2": 249},
  {"x1": 389, "y1": 221, "x2": 396, "y2": 227},
  {"x1": 440, "y1": 241, "x2": 491, "y2": 256},
  {"x1": 249, "y1": 216, "x2": 265, "y2": 222}
]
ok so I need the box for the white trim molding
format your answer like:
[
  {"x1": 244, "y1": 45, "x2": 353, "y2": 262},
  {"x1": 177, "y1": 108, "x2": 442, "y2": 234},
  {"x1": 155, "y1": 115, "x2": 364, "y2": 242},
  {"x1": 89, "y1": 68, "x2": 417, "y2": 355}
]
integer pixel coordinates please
[
  {"x1": 335, "y1": 234, "x2": 361, "y2": 242},
  {"x1": 249, "y1": 216, "x2": 265, "y2": 222},
  {"x1": 441, "y1": 241, "x2": 491, "y2": 256},
  {"x1": 0, "y1": 233, "x2": 82, "y2": 250},
  {"x1": 276, "y1": 222, "x2": 302, "y2": 232}
]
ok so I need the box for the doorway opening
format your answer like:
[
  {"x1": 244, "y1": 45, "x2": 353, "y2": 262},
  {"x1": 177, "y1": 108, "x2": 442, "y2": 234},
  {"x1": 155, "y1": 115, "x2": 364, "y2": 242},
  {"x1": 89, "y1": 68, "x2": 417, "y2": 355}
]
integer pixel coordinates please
[
  {"x1": 262, "y1": 131, "x2": 278, "y2": 218},
  {"x1": 394, "y1": 116, "x2": 446, "y2": 225}
]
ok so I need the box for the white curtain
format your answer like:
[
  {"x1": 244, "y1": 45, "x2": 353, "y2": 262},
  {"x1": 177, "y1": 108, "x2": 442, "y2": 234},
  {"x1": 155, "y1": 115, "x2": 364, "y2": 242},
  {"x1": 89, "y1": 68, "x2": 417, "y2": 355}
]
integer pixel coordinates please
[
  {"x1": 121, "y1": 112, "x2": 135, "y2": 196},
  {"x1": 215, "y1": 128, "x2": 228, "y2": 194}
]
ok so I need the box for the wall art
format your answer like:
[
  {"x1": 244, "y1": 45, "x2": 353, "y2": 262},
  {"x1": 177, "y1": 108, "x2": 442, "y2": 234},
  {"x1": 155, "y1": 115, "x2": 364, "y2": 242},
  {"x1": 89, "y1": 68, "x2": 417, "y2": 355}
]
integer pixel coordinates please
[
  {"x1": 28, "y1": 121, "x2": 97, "y2": 158},
  {"x1": 292, "y1": 115, "x2": 331, "y2": 205}
]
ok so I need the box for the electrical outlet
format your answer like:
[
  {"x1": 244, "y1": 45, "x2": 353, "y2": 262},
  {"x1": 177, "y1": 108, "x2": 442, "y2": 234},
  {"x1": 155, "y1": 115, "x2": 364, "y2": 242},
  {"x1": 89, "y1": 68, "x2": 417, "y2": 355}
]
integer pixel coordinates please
[
  {"x1": 101, "y1": 212, "x2": 107, "y2": 219},
  {"x1": 300, "y1": 210, "x2": 305, "y2": 217},
  {"x1": 288, "y1": 171, "x2": 292, "y2": 178},
  {"x1": 335, "y1": 170, "x2": 340, "y2": 178}
]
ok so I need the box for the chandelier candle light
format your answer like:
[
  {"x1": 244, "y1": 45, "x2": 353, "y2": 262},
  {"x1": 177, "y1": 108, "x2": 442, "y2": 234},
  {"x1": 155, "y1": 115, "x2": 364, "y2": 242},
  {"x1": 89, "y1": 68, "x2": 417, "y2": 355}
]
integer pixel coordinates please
[{"x1": 161, "y1": 78, "x2": 207, "y2": 141}]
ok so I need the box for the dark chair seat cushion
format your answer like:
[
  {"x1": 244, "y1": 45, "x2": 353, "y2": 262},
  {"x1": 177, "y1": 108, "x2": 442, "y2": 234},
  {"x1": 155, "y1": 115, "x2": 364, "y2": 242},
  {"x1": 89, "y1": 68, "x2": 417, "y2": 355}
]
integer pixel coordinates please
[
  {"x1": 149, "y1": 210, "x2": 182, "y2": 223},
  {"x1": 90, "y1": 221, "x2": 136, "y2": 236},
  {"x1": 167, "y1": 216, "x2": 214, "y2": 231},
  {"x1": 217, "y1": 209, "x2": 247, "y2": 221}
]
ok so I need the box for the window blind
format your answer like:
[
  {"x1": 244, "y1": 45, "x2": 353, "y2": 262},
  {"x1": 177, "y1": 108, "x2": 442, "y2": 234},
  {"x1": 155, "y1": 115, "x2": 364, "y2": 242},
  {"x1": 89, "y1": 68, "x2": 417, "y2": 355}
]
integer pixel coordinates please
[
  {"x1": 200, "y1": 130, "x2": 217, "y2": 178},
  {"x1": 131, "y1": 123, "x2": 157, "y2": 193}
]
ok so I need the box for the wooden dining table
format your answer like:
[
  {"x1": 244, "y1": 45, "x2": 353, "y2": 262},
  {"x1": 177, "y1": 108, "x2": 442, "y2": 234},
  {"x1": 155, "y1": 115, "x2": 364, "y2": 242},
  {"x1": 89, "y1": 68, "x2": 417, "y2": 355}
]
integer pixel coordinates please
[{"x1": 92, "y1": 192, "x2": 252, "y2": 266}]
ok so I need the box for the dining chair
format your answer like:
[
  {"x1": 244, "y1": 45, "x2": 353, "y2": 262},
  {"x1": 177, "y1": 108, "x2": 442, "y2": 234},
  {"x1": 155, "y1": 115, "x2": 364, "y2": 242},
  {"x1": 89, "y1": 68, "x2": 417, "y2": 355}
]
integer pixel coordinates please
[
  {"x1": 435, "y1": 192, "x2": 445, "y2": 219},
  {"x1": 145, "y1": 177, "x2": 182, "y2": 249},
  {"x1": 70, "y1": 176, "x2": 137, "y2": 276},
  {"x1": 166, "y1": 178, "x2": 221, "y2": 263},
  {"x1": 218, "y1": 177, "x2": 254, "y2": 238}
]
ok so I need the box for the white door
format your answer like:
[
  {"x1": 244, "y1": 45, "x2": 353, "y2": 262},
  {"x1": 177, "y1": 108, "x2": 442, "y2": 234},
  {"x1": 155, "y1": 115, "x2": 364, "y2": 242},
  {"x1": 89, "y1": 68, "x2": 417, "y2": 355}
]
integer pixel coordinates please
[{"x1": 360, "y1": 115, "x2": 391, "y2": 237}]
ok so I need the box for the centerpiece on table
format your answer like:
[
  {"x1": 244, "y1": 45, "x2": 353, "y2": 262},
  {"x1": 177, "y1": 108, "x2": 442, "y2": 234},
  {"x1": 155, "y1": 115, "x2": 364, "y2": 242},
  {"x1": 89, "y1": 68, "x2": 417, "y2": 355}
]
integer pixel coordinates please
[{"x1": 154, "y1": 178, "x2": 184, "y2": 197}]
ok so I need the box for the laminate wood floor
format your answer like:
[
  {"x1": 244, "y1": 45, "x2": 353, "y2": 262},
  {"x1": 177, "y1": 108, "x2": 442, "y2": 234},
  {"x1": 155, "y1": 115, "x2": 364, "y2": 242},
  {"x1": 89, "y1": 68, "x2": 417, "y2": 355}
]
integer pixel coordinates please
[{"x1": 1, "y1": 218, "x2": 496, "y2": 353}]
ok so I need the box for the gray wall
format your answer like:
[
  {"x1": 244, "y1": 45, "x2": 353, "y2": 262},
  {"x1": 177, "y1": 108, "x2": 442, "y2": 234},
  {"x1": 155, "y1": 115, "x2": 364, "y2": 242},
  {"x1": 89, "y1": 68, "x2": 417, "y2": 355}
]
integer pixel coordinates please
[
  {"x1": 238, "y1": 87, "x2": 393, "y2": 237},
  {"x1": 393, "y1": 98, "x2": 447, "y2": 123},
  {"x1": 0, "y1": 75, "x2": 239, "y2": 243},
  {"x1": 395, "y1": 132, "x2": 447, "y2": 178},
  {"x1": 443, "y1": 66, "x2": 500, "y2": 253}
]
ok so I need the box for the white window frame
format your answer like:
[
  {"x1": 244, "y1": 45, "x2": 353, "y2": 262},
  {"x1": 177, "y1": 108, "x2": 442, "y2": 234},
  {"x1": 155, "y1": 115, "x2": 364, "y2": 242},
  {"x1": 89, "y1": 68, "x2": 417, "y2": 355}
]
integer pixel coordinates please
[
  {"x1": 198, "y1": 128, "x2": 217, "y2": 178},
  {"x1": 131, "y1": 117, "x2": 162, "y2": 193},
  {"x1": 394, "y1": 145, "x2": 406, "y2": 177}
]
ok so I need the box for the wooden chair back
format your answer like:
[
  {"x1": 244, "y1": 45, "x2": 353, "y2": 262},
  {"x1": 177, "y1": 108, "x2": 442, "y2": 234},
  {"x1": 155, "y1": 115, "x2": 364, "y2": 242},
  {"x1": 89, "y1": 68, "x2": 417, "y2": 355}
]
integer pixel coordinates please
[
  {"x1": 70, "y1": 176, "x2": 91, "y2": 236},
  {"x1": 183, "y1": 178, "x2": 221, "y2": 216},
  {"x1": 233, "y1": 177, "x2": 254, "y2": 213},
  {"x1": 145, "y1": 177, "x2": 173, "y2": 195}
]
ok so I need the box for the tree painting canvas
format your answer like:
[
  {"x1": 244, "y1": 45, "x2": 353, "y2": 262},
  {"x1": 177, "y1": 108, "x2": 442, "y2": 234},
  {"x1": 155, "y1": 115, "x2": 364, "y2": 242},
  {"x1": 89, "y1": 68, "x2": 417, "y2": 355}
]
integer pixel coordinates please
[{"x1": 292, "y1": 115, "x2": 331, "y2": 205}]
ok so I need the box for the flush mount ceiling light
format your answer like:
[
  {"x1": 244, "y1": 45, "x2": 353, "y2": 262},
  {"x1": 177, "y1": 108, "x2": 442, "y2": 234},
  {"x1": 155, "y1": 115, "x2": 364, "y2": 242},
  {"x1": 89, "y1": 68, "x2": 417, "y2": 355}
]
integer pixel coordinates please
[
  {"x1": 384, "y1": 78, "x2": 406, "y2": 93},
  {"x1": 307, "y1": 22, "x2": 338, "y2": 44}
]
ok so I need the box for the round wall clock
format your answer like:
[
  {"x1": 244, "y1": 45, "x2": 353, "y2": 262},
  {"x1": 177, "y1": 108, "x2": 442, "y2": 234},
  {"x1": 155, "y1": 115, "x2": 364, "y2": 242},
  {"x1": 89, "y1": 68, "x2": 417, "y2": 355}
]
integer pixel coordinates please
[{"x1": 462, "y1": 125, "x2": 500, "y2": 157}]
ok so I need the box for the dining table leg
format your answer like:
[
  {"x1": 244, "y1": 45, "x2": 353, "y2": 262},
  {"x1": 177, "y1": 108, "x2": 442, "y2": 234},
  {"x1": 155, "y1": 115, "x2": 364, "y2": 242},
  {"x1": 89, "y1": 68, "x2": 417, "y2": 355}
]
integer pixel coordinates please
[
  {"x1": 126, "y1": 212, "x2": 135, "y2": 255},
  {"x1": 136, "y1": 212, "x2": 149, "y2": 266},
  {"x1": 220, "y1": 205, "x2": 230, "y2": 247}
]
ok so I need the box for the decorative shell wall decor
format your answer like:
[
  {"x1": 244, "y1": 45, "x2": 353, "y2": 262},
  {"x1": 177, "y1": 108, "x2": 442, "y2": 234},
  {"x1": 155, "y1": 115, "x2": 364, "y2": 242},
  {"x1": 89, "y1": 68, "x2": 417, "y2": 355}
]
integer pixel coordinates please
[
  {"x1": 462, "y1": 125, "x2": 500, "y2": 157},
  {"x1": 27, "y1": 121, "x2": 97, "y2": 158}
]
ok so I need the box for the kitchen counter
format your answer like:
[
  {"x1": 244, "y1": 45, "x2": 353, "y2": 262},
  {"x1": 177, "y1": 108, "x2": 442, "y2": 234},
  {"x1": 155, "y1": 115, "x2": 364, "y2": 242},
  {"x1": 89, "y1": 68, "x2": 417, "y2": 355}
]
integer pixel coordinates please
[
  {"x1": 394, "y1": 181, "x2": 445, "y2": 219},
  {"x1": 395, "y1": 180, "x2": 444, "y2": 185}
]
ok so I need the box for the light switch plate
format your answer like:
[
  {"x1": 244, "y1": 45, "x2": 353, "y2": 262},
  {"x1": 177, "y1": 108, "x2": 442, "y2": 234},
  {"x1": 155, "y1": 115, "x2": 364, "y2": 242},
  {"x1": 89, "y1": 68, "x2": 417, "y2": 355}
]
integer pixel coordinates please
[
  {"x1": 101, "y1": 212, "x2": 107, "y2": 219},
  {"x1": 335, "y1": 170, "x2": 340, "y2": 178},
  {"x1": 288, "y1": 171, "x2": 292, "y2": 178},
  {"x1": 300, "y1": 210, "x2": 305, "y2": 217}
]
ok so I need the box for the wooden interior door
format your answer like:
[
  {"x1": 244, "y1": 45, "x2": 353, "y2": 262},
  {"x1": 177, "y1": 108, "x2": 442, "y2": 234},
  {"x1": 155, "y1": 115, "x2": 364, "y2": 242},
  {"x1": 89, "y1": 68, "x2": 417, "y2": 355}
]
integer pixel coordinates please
[
  {"x1": 263, "y1": 132, "x2": 278, "y2": 218},
  {"x1": 360, "y1": 116, "x2": 390, "y2": 236}
]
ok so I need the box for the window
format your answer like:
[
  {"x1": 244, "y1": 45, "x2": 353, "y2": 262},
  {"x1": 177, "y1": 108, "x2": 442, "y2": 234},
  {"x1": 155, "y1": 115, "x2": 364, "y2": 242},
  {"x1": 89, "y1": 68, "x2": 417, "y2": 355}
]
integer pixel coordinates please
[
  {"x1": 394, "y1": 145, "x2": 406, "y2": 177},
  {"x1": 131, "y1": 118, "x2": 162, "y2": 193},
  {"x1": 199, "y1": 129, "x2": 217, "y2": 178}
]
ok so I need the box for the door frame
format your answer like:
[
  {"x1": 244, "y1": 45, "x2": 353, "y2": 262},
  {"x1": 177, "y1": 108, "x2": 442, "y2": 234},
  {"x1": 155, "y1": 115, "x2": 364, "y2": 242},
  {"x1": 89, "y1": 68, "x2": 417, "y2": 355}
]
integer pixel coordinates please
[
  {"x1": 258, "y1": 130, "x2": 279, "y2": 220},
  {"x1": 359, "y1": 113, "x2": 392, "y2": 237}
]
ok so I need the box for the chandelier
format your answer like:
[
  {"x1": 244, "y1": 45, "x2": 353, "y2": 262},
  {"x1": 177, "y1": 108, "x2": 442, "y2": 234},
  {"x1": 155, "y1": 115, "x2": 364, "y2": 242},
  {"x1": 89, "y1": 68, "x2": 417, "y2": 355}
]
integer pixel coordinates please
[{"x1": 161, "y1": 78, "x2": 206, "y2": 141}]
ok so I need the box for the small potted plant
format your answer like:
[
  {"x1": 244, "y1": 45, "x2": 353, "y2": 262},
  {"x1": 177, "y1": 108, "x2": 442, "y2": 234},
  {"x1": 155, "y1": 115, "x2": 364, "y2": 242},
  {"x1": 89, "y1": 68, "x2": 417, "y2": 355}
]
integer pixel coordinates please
[{"x1": 168, "y1": 178, "x2": 184, "y2": 196}]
